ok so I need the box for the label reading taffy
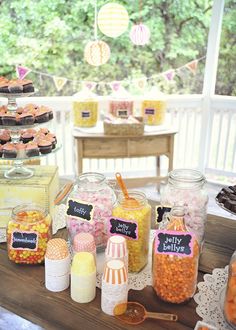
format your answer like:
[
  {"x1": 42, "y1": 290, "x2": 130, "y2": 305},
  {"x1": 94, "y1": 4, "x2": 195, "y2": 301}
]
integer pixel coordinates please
[
  {"x1": 117, "y1": 109, "x2": 128, "y2": 117},
  {"x1": 11, "y1": 231, "x2": 38, "y2": 251},
  {"x1": 81, "y1": 111, "x2": 90, "y2": 118},
  {"x1": 109, "y1": 217, "x2": 138, "y2": 240},
  {"x1": 145, "y1": 108, "x2": 155, "y2": 115},
  {"x1": 155, "y1": 230, "x2": 194, "y2": 257},
  {"x1": 155, "y1": 205, "x2": 172, "y2": 223},
  {"x1": 66, "y1": 198, "x2": 94, "y2": 223}
]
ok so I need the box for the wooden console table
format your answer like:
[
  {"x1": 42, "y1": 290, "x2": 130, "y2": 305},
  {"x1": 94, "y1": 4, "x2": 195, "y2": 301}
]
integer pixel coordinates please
[{"x1": 73, "y1": 129, "x2": 177, "y2": 185}]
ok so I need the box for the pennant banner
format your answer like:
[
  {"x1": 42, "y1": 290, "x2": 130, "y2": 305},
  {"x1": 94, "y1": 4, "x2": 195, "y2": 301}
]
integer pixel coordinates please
[
  {"x1": 109, "y1": 81, "x2": 121, "y2": 92},
  {"x1": 135, "y1": 78, "x2": 147, "y2": 90},
  {"x1": 53, "y1": 76, "x2": 68, "y2": 91},
  {"x1": 16, "y1": 65, "x2": 31, "y2": 80},
  {"x1": 186, "y1": 60, "x2": 198, "y2": 75},
  {"x1": 82, "y1": 81, "x2": 97, "y2": 91},
  {"x1": 162, "y1": 70, "x2": 176, "y2": 81}
]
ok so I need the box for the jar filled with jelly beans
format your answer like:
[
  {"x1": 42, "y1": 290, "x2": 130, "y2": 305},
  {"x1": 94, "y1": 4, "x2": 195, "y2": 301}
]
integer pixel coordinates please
[
  {"x1": 161, "y1": 169, "x2": 208, "y2": 247},
  {"x1": 152, "y1": 207, "x2": 199, "y2": 303},
  {"x1": 67, "y1": 172, "x2": 116, "y2": 249},
  {"x1": 112, "y1": 191, "x2": 151, "y2": 273},
  {"x1": 224, "y1": 250, "x2": 236, "y2": 328},
  {"x1": 7, "y1": 204, "x2": 52, "y2": 264}
]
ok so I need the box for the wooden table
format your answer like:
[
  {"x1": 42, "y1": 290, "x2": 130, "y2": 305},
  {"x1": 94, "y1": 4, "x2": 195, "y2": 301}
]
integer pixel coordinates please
[
  {"x1": 0, "y1": 211, "x2": 235, "y2": 330},
  {"x1": 73, "y1": 129, "x2": 177, "y2": 185}
]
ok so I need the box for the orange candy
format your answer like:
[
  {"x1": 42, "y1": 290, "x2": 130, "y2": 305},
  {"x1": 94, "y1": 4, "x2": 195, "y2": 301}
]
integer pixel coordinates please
[{"x1": 224, "y1": 260, "x2": 236, "y2": 326}]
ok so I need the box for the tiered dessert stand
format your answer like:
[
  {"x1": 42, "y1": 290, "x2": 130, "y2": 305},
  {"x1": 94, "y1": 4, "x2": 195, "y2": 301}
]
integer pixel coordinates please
[{"x1": 0, "y1": 91, "x2": 60, "y2": 179}]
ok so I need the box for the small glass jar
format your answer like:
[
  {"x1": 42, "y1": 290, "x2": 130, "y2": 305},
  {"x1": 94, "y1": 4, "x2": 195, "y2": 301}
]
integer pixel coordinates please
[
  {"x1": 224, "y1": 250, "x2": 236, "y2": 328},
  {"x1": 7, "y1": 204, "x2": 52, "y2": 264},
  {"x1": 109, "y1": 100, "x2": 133, "y2": 118},
  {"x1": 112, "y1": 191, "x2": 151, "y2": 273},
  {"x1": 67, "y1": 172, "x2": 116, "y2": 249},
  {"x1": 161, "y1": 169, "x2": 208, "y2": 246},
  {"x1": 152, "y1": 207, "x2": 200, "y2": 303}
]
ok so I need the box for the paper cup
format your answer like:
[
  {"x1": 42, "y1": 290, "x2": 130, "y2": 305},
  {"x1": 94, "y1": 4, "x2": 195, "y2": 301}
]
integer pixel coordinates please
[
  {"x1": 45, "y1": 255, "x2": 71, "y2": 277},
  {"x1": 46, "y1": 238, "x2": 69, "y2": 260},
  {"x1": 103, "y1": 259, "x2": 127, "y2": 285},
  {"x1": 46, "y1": 272, "x2": 70, "y2": 292},
  {"x1": 73, "y1": 233, "x2": 96, "y2": 253},
  {"x1": 106, "y1": 235, "x2": 127, "y2": 258}
]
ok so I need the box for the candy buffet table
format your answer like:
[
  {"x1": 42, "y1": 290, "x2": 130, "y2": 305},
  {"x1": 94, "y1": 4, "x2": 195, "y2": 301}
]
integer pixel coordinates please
[
  {"x1": 0, "y1": 212, "x2": 235, "y2": 330},
  {"x1": 73, "y1": 129, "x2": 177, "y2": 185}
]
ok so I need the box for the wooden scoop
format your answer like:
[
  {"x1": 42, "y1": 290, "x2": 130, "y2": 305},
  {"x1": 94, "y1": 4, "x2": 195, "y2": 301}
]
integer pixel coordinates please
[
  {"x1": 114, "y1": 302, "x2": 178, "y2": 325},
  {"x1": 115, "y1": 173, "x2": 140, "y2": 208}
]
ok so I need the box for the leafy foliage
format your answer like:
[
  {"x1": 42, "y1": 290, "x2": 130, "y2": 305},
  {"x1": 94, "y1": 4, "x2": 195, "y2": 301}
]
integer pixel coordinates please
[{"x1": 0, "y1": 0, "x2": 234, "y2": 96}]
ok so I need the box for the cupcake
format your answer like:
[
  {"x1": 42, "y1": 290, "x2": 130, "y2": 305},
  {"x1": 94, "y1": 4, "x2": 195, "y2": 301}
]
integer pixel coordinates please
[
  {"x1": 0, "y1": 145, "x2": 3, "y2": 157},
  {"x1": 47, "y1": 108, "x2": 54, "y2": 120},
  {"x1": 38, "y1": 127, "x2": 49, "y2": 135},
  {"x1": 3, "y1": 143, "x2": 17, "y2": 158},
  {"x1": 21, "y1": 131, "x2": 34, "y2": 143},
  {"x1": 45, "y1": 135, "x2": 56, "y2": 149},
  {"x1": 2, "y1": 113, "x2": 17, "y2": 126},
  {"x1": 16, "y1": 143, "x2": 26, "y2": 158},
  {"x1": 0, "y1": 130, "x2": 11, "y2": 144},
  {"x1": 18, "y1": 112, "x2": 35, "y2": 125},
  {"x1": 35, "y1": 110, "x2": 49, "y2": 123},
  {"x1": 25, "y1": 142, "x2": 39, "y2": 157},
  {"x1": 38, "y1": 139, "x2": 52, "y2": 154}
]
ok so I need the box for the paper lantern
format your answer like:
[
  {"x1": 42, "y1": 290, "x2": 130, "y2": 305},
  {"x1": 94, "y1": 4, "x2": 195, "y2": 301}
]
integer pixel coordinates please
[
  {"x1": 84, "y1": 40, "x2": 110, "y2": 66},
  {"x1": 97, "y1": 3, "x2": 129, "y2": 38},
  {"x1": 130, "y1": 23, "x2": 150, "y2": 45}
]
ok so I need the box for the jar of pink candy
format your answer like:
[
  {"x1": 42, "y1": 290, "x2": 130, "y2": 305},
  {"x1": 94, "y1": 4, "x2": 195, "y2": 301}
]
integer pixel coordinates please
[
  {"x1": 66, "y1": 172, "x2": 116, "y2": 250},
  {"x1": 160, "y1": 169, "x2": 208, "y2": 247}
]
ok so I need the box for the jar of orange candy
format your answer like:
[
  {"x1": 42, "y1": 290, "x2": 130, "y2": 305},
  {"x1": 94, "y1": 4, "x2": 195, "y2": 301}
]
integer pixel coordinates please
[
  {"x1": 152, "y1": 206, "x2": 199, "y2": 303},
  {"x1": 224, "y1": 250, "x2": 236, "y2": 328},
  {"x1": 7, "y1": 204, "x2": 52, "y2": 264}
]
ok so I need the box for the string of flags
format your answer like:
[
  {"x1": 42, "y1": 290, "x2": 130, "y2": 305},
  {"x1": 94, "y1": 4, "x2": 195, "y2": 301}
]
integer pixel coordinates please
[{"x1": 15, "y1": 56, "x2": 205, "y2": 92}]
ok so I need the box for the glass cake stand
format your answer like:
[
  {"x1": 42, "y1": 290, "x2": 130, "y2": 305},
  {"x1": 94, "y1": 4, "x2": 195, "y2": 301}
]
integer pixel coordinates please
[
  {"x1": 0, "y1": 91, "x2": 35, "y2": 112},
  {"x1": 3, "y1": 144, "x2": 61, "y2": 179}
]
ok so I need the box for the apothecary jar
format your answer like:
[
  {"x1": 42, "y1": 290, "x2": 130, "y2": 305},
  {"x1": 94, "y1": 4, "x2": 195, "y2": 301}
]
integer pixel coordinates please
[
  {"x1": 160, "y1": 169, "x2": 208, "y2": 246},
  {"x1": 66, "y1": 172, "x2": 116, "y2": 249}
]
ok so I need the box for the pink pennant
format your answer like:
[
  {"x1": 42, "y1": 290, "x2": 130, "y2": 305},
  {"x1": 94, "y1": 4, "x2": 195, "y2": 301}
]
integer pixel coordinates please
[
  {"x1": 163, "y1": 70, "x2": 175, "y2": 81},
  {"x1": 82, "y1": 81, "x2": 97, "y2": 91},
  {"x1": 16, "y1": 66, "x2": 31, "y2": 80},
  {"x1": 186, "y1": 60, "x2": 198, "y2": 74},
  {"x1": 109, "y1": 81, "x2": 121, "y2": 92}
]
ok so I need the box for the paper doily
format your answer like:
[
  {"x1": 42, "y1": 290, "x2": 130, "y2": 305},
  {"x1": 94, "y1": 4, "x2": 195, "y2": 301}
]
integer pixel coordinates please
[
  {"x1": 194, "y1": 265, "x2": 233, "y2": 330},
  {"x1": 96, "y1": 230, "x2": 155, "y2": 290}
]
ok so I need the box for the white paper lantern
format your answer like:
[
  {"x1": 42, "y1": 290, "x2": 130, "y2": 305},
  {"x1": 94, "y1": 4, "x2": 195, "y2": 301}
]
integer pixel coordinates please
[
  {"x1": 98, "y1": 3, "x2": 129, "y2": 38},
  {"x1": 84, "y1": 40, "x2": 110, "y2": 66},
  {"x1": 130, "y1": 23, "x2": 150, "y2": 45}
]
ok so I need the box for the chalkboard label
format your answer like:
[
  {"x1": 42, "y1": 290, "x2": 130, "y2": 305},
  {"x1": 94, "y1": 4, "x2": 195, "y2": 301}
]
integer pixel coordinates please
[
  {"x1": 145, "y1": 108, "x2": 155, "y2": 115},
  {"x1": 82, "y1": 111, "x2": 90, "y2": 118},
  {"x1": 117, "y1": 109, "x2": 128, "y2": 117},
  {"x1": 11, "y1": 231, "x2": 38, "y2": 251},
  {"x1": 66, "y1": 198, "x2": 94, "y2": 223},
  {"x1": 155, "y1": 205, "x2": 172, "y2": 223},
  {"x1": 155, "y1": 230, "x2": 194, "y2": 257},
  {"x1": 109, "y1": 217, "x2": 138, "y2": 240}
]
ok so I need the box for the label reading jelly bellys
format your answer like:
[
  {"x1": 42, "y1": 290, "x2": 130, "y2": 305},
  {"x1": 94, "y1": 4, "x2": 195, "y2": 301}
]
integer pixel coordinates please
[
  {"x1": 155, "y1": 230, "x2": 194, "y2": 257},
  {"x1": 108, "y1": 217, "x2": 138, "y2": 240},
  {"x1": 81, "y1": 111, "x2": 90, "y2": 118},
  {"x1": 66, "y1": 198, "x2": 94, "y2": 223},
  {"x1": 11, "y1": 231, "x2": 38, "y2": 251}
]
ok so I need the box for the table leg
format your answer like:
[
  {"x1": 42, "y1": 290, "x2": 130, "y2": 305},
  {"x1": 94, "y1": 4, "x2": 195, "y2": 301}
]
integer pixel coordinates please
[
  {"x1": 76, "y1": 139, "x2": 83, "y2": 175},
  {"x1": 156, "y1": 155, "x2": 161, "y2": 178},
  {"x1": 168, "y1": 135, "x2": 174, "y2": 172}
]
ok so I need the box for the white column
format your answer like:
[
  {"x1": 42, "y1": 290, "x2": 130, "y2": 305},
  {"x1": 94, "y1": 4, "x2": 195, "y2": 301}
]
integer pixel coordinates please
[{"x1": 198, "y1": 0, "x2": 225, "y2": 172}]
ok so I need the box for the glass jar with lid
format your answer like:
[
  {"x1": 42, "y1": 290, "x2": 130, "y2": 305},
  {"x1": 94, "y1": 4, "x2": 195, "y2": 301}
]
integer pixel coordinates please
[
  {"x1": 224, "y1": 250, "x2": 236, "y2": 328},
  {"x1": 66, "y1": 172, "x2": 116, "y2": 249},
  {"x1": 111, "y1": 191, "x2": 151, "y2": 273},
  {"x1": 7, "y1": 204, "x2": 52, "y2": 264},
  {"x1": 152, "y1": 206, "x2": 200, "y2": 303},
  {"x1": 160, "y1": 169, "x2": 208, "y2": 246}
]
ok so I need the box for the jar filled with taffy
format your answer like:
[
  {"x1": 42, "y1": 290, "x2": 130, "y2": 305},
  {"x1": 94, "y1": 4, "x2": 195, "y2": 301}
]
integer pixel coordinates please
[
  {"x1": 224, "y1": 250, "x2": 236, "y2": 328},
  {"x1": 7, "y1": 204, "x2": 52, "y2": 264},
  {"x1": 152, "y1": 207, "x2": 199, "y2": 303},
  {"x1": 112, "y1": 190, "x2": 151, "y2": 273}
]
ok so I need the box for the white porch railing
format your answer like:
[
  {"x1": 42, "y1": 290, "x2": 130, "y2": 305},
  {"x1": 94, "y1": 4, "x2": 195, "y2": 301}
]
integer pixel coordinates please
[{"x1": 0, "y1": 95, "x2": 235, "y2": 179}]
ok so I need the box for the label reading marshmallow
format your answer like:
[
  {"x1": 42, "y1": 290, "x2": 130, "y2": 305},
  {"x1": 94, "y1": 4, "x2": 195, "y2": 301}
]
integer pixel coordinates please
[{"x1": 117, "y1": 109, "x2": 128, "y2": 117}]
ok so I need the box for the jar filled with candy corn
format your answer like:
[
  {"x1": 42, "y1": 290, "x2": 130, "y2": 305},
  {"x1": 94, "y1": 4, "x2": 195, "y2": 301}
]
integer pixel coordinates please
[
  {"x1": 111, "y1": 191, "x2": 151, "y2": 273},
  {"x1": 66, "y1": 172, "x2": 116, "y2": 249},
  {"x1": 152, "y1": 206, "x2": 199, "y2": 303},
  {"x1": 7, "y1": 204, "x2": 52, "y2": 264},
  {"x1": 161, "y1": 169, "x2": 208, "y2": 247},
  {"x1": 224, "y1": 250, "x2": 236, "y2": 328}
]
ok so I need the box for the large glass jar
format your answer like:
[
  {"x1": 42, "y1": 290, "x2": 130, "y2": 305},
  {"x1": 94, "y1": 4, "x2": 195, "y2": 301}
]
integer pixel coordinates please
[
  {"x1": 152, "y1": 207, "x2": 199, "y2": 303},
  {"x1": 7, "y1": 204, "x2": 52, "y2": 264},
  {"x1": 141, "y1": 88, "x2": 166, "y2": 126},
  {"x1": 224, "y1": 250, "x2": 236, "y2": 328},
  {"x1": 66, "y1": 173, "x2": 116, "y2": 249},
  {"x1": 73, "y1": 99, "x2": 98, "y2": 127},
  {"x1": 161, "y1": 169, "x2": 208, "y2": 246},
  {"x1": 112, "y1": 191, "x2": 151, "y2": 273}
]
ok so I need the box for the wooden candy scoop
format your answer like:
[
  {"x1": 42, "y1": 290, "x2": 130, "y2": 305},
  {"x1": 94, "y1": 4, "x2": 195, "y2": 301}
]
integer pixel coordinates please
[
  {"x1": 114, "y1": 302, "x2": 178, "y2": 325},
  {"x1": 115, "y1": 172, "x2": 140, "y2": 208}
]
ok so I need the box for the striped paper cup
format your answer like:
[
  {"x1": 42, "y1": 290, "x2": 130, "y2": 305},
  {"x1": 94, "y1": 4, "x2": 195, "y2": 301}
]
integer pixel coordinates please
[
  {"x1": 105, "y1": 235, "x2": 127, "y2": 259},
  {"x1": 103, "y1": 260, "x2": 127, "y2": 285}
]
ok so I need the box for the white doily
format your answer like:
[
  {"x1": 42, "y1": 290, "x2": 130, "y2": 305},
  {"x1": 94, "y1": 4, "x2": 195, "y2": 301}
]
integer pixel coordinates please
[
  {"x1": 194, "y1": 265, "x2": 233, "y2": 330},
  {"x1": 96, "y1": 231, "x2": 155, "y2": 290}
]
